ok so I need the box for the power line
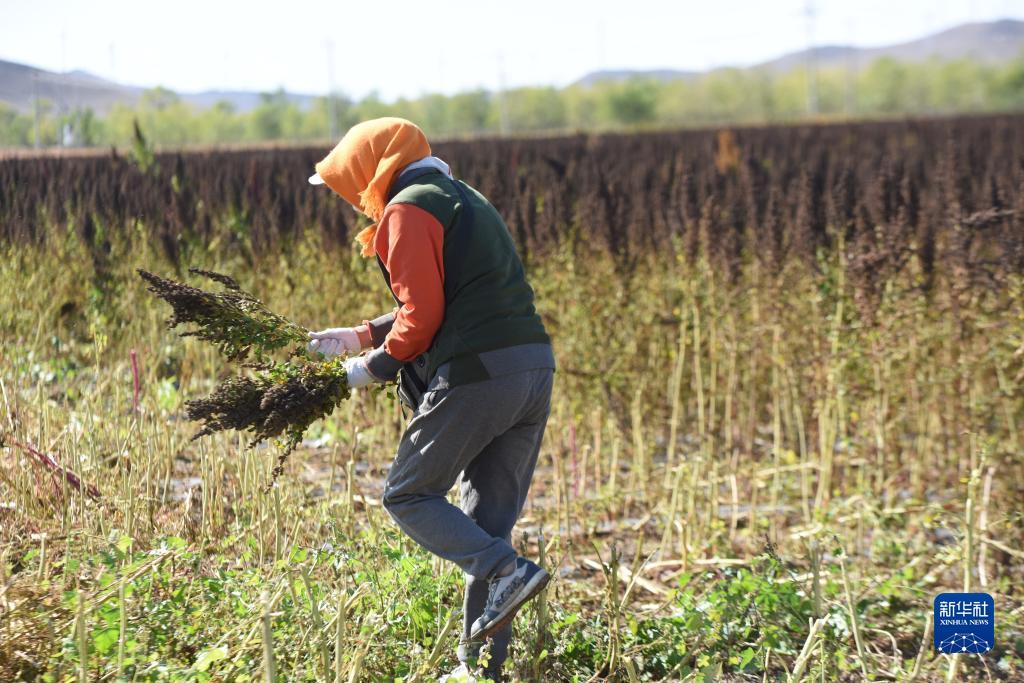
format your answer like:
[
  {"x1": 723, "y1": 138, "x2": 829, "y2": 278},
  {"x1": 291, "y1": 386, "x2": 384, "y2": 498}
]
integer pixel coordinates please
[
  {"x1": 325, "y1": 40, "x2": 337, "y2": 140},
  {"x1": 804, "y1": 0, "x2": 819, "y2": 116}
]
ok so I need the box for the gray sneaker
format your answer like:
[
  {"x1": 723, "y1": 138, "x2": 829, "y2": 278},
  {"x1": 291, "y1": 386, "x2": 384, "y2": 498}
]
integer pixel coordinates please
[{"x1": 469, "y1": 558, "x2": 550, "y2": 642}]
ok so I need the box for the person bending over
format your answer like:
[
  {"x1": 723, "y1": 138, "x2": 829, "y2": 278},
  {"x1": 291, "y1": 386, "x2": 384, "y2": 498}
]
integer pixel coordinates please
[{"x1": 307, "y1": 117, "x2": 554, "y2": 682}]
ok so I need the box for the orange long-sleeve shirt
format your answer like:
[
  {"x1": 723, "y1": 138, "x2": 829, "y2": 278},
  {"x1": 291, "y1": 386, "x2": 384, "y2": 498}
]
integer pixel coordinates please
[{"x1": 371, "y1": 203, "x2": 446, "y2": 363}]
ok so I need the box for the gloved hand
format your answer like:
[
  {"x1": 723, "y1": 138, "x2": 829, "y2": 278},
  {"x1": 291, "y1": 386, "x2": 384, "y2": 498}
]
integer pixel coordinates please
[
  {"x1": 308, "y1": 327, "x2": 365, "y2": 358},
  {"x1": 344, "y1": 356, "x2": 378, "y2": 389}
]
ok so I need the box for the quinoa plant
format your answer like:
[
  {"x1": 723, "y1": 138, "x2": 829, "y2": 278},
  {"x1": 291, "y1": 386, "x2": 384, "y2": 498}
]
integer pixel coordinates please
[
  {"x1": 138, "y1": 268, "x2": 308, "y2": 362},
  {"x1": 139, "y1": 268, "x2": 351, "y2": 486}
]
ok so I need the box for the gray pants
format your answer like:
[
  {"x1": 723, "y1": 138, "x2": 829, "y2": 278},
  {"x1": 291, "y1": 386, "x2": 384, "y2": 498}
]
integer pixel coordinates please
[{"x1": 382, "y1": 367, "x2": 553, "y2": 674}]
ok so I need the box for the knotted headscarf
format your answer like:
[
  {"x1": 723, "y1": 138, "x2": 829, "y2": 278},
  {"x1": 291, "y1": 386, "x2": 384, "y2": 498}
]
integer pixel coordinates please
[{"x1": 314, "y1": 118, "x2": 431, "y2": 256}]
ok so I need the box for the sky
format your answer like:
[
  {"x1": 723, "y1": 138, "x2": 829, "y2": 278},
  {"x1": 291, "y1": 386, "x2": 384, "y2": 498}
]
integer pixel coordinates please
[{"x1": 1, "y1": 0, "x2": 1023, "y2": 100}]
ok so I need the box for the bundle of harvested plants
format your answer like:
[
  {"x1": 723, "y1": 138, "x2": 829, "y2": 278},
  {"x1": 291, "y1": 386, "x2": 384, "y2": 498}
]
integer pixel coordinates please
[
  {"x1": 137, "y1": 268, "x2": 308, "y2": 361},
  {"x1": 139, "y1": 268, "x2": 351, "y2": 486}
]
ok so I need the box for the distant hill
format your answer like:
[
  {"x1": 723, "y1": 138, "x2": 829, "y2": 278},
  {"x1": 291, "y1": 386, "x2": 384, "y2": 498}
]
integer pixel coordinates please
[
  {"x1": 761, "y1": 19, "x2": 1024, "y2": 73},
  {"x1": 576, "y1": 18, "x2": 1024, "y2": 86},
  {"x1": 0, "y1": 59, "x2": 141, "y2": 113},
  {"x1": 575, "y1": 68, "x2": 701, "y2": 87},
  {"x1": 0, "y1": 59, "x2": 317, "y2": 114}
]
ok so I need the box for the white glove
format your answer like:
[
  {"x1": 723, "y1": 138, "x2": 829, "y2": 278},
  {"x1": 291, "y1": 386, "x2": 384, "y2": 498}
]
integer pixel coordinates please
[
  {"x1": 308, "y1": 327, "x2": 362, "y2": 358},
  {"x1": 344, "y1": 356, "x2": 377, "y2": 389}
]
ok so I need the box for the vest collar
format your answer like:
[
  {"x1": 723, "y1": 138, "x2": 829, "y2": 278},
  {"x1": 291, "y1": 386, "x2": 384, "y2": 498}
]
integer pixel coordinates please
[{"x1": 399, "y1": 155, "x2": 452, "y2": 180}]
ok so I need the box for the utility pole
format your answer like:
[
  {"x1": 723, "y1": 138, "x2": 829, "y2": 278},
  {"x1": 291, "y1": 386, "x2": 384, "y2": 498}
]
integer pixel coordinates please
[
  {"x1": 32, "y1": 72, "x2": 40, "y2": 149},
  {"x1": 496, "y1": 53, "x2": 509, "y2": 136},
  {"x1": 325, "y1": 39, "x2": 337, "y2": 140},
  {"x1": 844, "y1": 16, "x2": 856, "y2": 117},
  {"x1": 438, "y1": 49, "x2": 446, "y2": 96},
  {"x1": 804, "y1": 0, "x2": 818, "y2": 116},
  {"x1": 59, "y1": 30, "x2": 67, "y2": 147}
]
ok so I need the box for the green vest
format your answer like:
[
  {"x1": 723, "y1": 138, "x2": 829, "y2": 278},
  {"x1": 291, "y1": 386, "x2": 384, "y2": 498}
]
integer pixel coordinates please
[{"x1": 381, "y1": 170, "x2": 550, "y2": 385}]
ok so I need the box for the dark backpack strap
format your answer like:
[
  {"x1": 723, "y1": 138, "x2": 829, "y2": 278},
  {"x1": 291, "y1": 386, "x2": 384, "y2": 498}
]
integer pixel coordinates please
[{"x1": 375, "y1": 255, "x2": 393, "y2": 299}]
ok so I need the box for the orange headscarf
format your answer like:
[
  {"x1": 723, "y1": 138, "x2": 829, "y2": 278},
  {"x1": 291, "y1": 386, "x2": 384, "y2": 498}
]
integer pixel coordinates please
[{"x1": 314, "y1": 117, "x2": 431, "y2": 256}]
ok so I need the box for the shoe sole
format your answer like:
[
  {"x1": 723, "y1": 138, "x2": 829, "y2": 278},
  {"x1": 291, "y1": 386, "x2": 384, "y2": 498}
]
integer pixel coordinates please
[{"x1": 470, "y1": 569, "x2": 551, "y2": 642}]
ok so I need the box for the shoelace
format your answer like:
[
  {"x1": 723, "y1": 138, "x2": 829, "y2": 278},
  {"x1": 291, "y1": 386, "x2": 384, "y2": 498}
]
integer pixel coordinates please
[{"x1": 489, "y1": 572, "x2": 527, "y2": 608}]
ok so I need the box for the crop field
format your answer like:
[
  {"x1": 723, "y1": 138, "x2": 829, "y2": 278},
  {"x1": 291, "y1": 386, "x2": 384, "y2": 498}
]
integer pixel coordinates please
[{"x1": 1, "y1": 115, "x2": 1023, "y2": 681}]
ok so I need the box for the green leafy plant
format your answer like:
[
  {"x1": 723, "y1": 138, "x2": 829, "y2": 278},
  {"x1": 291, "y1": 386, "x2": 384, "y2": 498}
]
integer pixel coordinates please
[{"x1": 129, "y1": 118, "x2": 157, "y2": 174}]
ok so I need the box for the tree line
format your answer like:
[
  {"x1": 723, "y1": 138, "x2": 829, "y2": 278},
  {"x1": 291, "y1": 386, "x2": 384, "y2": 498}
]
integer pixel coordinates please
[{"x1": 2, "y1": 55, "x2": 1023, "y2": 148}]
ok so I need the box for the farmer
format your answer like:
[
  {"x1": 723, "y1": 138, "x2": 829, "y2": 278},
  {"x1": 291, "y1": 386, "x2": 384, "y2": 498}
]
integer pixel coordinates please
[{"x1": 306, "y1": 117, "x2": 554, "y2": 681}]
